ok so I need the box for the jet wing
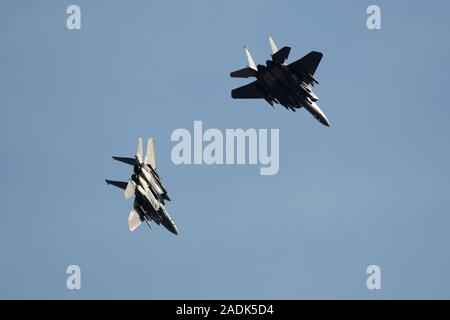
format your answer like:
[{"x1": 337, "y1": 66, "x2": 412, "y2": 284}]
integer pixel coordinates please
[
  {"x1": 288, "y1": 51, "x2": 323, "y2": 77},
  {"x1": 128, "y1": 206, "x2": 142, "y2": 232},
  {"x1": 231, "y1": 81, "x2": 265, "y2": 99}
]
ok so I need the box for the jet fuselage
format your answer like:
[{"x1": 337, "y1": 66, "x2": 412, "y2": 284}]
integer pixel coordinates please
[
  {"x1": 134, "y1": 164, "x2": 170, "y2": 204},
  {"x1": 130, "y1": 174, "x2": 178, "y2": 235},
  {"x1": 255, "y1": 60, "x2": 330, "y2": 126}
]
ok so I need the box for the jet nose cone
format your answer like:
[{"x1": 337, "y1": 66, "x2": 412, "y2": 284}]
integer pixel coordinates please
[
  {"x1": 316, "y1": 108, "x2": 330, "y2": 127},
  {"x1": 304, "y1": 102, "x2": 331, "y2": 128},
  {"x1": 313, "y1": 111, "x2": 330, "y2": 127},
  {"x1": 321, "y1": 117, "x2": 331, "y2": 127},
  {"x1": 171, "y1": 224, "x2": 179, "y2": 235},
  {"x1": 163, "y1": 220, "x2": 179, "y2": 235}
]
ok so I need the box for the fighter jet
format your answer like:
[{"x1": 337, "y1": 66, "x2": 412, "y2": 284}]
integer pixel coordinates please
[
  {"x1": 230, "y1": 36, "x2": 330, "y2": 127},
  {"x1": 106, "y1": 138, "x2": 179, "y2": 235}
]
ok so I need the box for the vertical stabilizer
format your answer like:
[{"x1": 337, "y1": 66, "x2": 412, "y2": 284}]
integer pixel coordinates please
[
  {"x1": 144, "y1": 138, "x2": 156, "y2": 169},
  {"x1": 269, "y1": 36, "x2": 278, "y2": 54},
  {"x1": 137, "y1": 138, "x2": 143, "y2": 163},
  {"x1": 245, "y1": 47, "x2": 257, "y2": 71}
]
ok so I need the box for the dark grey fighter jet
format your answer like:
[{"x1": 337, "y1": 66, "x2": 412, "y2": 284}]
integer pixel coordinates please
[
  {"x1": 231, "y1": 37, "x2": 330, "y2": 127},
  {"x1": 106, "y1": 138, "x2": 178, "y2": 235}
]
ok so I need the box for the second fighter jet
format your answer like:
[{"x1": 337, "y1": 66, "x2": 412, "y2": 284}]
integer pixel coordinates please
[
  {"x1": 231, "y1": 37, "x2": 330, "y2": 127},
  {"x1": 106, "y1": 138, "x2": 178, "y2": 235}
]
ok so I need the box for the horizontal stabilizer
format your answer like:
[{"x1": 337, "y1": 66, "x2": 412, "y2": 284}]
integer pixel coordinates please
[
  {"x1": 289, "y1": 51, "x2": 323, "y2": 76},
  {"x1": 112, "y1": 156, "x2": 138, "y2": 166},
  {"x1": 230, "y1": 67, "x2": 257, "y2": 78},
  {"x1": 271, "y1": 46, "x2": 291, "y2": 64},
  {"x1": 128, "y1": 208, "x2": 142, "y2": 232},
  {"x1": 105, "y1": 179, "x2": 128, "y2": 190},
  {"x1": 232, "y1": 81, "x2": 265, "y2": 99}
]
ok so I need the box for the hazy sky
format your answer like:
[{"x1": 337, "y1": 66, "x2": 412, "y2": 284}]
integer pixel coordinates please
[{"x1": 1, "y1": 0, "x2": 450, "y2": 299}]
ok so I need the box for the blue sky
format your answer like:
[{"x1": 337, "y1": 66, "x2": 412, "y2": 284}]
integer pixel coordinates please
[{"x1": 1, "y1": 0, "x2": 450, "y2": 299}]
